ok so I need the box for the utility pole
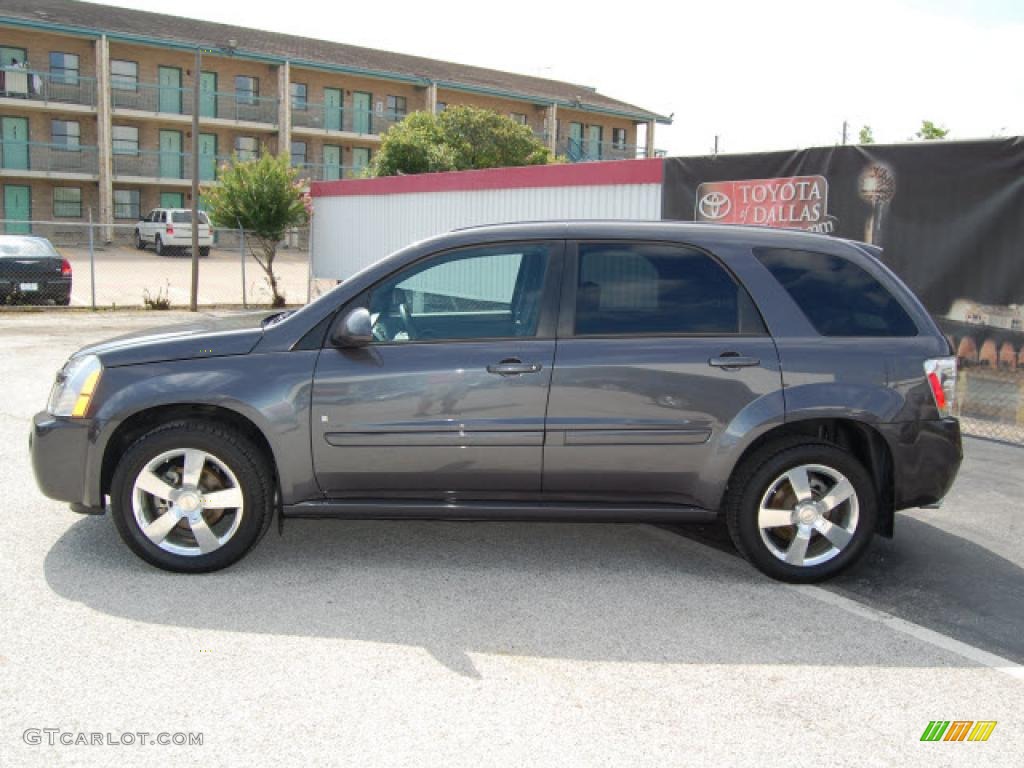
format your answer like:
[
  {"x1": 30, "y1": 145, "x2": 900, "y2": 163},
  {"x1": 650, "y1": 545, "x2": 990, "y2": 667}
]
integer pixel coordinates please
[
  {"x1": 842, "y1": 120, "x2": 848, "y2": 145},
  {"x1": 190, "y1": 46, "x2": 201, "y2": 312},
  {"x1": 713, "y1": 135, "x2": 719, "y2": 156}
]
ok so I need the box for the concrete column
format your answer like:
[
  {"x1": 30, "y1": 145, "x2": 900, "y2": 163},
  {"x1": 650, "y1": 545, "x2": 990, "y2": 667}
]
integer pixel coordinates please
[
  {"x1": 645, "y1": 119, "x2": 656, "y2": 158},
  {"x1": 95, "y1": 34, "x2": 113, "y2": 240},
  {"x1": 425, "y1": 81, "x2": 438, "y2": 114},
  {"x1": 278, "y1": 61, "x2": 291, "y2": 157},
  {"x1": 546, "y1": 103, "x2": 558, "y2": 153}
]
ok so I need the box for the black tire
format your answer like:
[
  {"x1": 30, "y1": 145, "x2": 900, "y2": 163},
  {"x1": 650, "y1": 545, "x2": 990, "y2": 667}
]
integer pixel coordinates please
[
  {"x1": 154, "y1": 236, "x2": 165, "y2": 256},
  {"x1": 200, "y1": 247, "x2": 210, "y2": 258},
  {"x1": 724, "y1": 437, "x2": 877, "y2": 583},
  {"x1": 134, "y1": 230, "x2": 146, "y2": 250},
  {"x1": 57, "y1": 295, "x2": 71, "y2": 306},
  {"x1": 110, "y1": 420, "x2": 275, "y2": 573}
]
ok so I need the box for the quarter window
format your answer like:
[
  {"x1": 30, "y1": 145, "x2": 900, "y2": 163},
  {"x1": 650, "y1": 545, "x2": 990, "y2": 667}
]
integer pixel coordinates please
[
  {"x1": 113, "y1": 189, "x2": 140, "y2": 220},
  {"x1": 755, "y1": 248, "x2": 917, "y2": 337},
  {"x1": 366, "y1": 243, "x2": 553, "y2": 343},
  {"x1": 110, "y1": 60, "x2": 138, "y2": 91},
  {"x1": 53, "y1": 187, "x2": 82, "y2": 218},
  {"x1": 574, "y1": 243, "x2": 763, "y2": 336}
]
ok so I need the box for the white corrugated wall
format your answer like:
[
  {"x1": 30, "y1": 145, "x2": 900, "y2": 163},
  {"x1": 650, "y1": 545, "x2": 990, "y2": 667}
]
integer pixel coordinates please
[{"x1": 312, "y1": 182, "x2": 662, "y2": 280}]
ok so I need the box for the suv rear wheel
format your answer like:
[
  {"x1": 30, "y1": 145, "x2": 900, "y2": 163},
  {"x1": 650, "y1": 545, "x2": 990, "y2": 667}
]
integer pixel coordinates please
[
  {"x1": 110, "y1": 420, "x2": 274, "y2": 573},
  {"x1": 724, "y1": 438, "x2": 877, "y2": 583},
  {"x1": 154, "y1": 235, "x2": 165, "y2": 257}
]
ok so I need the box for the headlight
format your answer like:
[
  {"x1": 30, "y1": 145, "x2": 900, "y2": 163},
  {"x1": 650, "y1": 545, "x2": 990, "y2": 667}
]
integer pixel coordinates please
[{"x1": 48, "y1": 355, "x2": 103, "y2": 418}]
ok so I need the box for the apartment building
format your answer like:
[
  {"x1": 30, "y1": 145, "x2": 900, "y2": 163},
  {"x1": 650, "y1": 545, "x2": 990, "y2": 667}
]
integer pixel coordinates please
[{"x1": 0, "y1": 0, "x2": 669, "y2": 232}]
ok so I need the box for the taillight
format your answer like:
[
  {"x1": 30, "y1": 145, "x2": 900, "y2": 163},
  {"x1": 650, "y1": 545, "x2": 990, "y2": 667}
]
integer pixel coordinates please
[
  {"x1": 924, "y1": 357, "x2": 957, "y2": 418},
  {"x1": 61, "y1": 258, "x2": 72, "y2": 276},
  {"x1": 166, "y1": 226, "x2": 175, "y2": 236}
]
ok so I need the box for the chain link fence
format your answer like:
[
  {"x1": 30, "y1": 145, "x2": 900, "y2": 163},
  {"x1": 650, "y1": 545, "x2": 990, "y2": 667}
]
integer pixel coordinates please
[{"x1": 0, "y1": 220, "x2": 311, "y2": 309}]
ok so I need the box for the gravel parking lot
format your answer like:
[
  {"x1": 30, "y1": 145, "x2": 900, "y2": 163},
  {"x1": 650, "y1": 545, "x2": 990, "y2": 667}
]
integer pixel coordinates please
[{"x1": 1, "y1": 311, "x2": 1022, "y2": 767}]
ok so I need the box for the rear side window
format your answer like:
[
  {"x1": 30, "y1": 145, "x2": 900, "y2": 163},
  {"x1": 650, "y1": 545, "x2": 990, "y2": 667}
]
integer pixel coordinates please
[
  {"x1": 574, "y1": 242, "x2": 764, "y2": 336},
  {"x1": 171, "y1": 211, "x2": 210, "y2": 224},
  {"x1": 755, "y1": 248, "x2": 917, "y2": 337}
]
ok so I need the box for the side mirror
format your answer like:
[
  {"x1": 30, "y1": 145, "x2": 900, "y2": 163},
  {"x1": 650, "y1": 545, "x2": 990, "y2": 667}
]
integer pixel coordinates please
[{"x1": 331, "y1": 307, "x2": 373, "y2": 348}]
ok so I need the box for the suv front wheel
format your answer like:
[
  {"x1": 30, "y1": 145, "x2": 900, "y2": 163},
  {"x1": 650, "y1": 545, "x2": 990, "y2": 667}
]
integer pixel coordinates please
[
  {"x1": 725, "y1": 438, "x2": 877, "y2": 583},
  {"x1": 110, "y1": 420, "x2": 274, "y2": 573}
]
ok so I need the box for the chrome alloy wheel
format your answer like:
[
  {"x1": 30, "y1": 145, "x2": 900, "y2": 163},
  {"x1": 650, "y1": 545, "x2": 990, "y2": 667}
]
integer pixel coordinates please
[
  {"x1": 757, "y1": 464, "x2": 860, "y2": 568},
  {"x1": 132, "y1": 448, "x2": 244, "y2": 557}
]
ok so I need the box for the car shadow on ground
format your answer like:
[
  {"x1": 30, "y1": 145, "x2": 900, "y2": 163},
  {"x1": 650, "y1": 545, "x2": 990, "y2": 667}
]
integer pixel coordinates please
[
  {"x1": 43, "y1": 514, "x2": 1024, "y2": 675},
  {"x1": 667, "y1": 518, "x2": 1024, "y2": 665}
]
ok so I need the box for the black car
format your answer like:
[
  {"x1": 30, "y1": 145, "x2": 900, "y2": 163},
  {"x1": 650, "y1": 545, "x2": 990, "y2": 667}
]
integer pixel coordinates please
[
  {"x1": 0, "y1": 235, "x2": 72, "y2": 305},
  {"x1": 30, "y1": 221, "x2": 962, "y2": 581}
]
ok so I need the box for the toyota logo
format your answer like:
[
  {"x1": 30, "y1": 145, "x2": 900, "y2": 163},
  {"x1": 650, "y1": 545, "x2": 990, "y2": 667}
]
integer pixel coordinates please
[{"x1": 698, "y1": 191, "x2": 731, "y2": 220}]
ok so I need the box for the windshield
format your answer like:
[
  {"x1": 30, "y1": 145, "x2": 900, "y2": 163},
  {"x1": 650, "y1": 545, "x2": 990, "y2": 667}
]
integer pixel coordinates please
[
  {"x1": 0, "y1": 237, "x2": 58, "y2": 258},
  {"x1": 171, "y1": 211, "x2": 210, "y2": 224}
]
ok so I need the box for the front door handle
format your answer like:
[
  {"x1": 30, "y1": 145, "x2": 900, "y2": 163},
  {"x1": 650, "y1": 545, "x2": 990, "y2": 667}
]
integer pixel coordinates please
[
  {"x1": 487, "y1": 359, "x2": 543, "y2": 376},
  {"x1": 708, "y1": 354, "x2": 760, "y2": 369}
]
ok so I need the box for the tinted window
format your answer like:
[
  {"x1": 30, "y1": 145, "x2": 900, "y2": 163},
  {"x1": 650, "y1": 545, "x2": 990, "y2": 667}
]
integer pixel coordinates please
[
  {"x1": 367, "y1": 243, "x2": 551, "y2": 343},
  {"x1": 171, "y1": 211, "x2": 210, "y2": 224},
  {"x1": 755, "y1": 248, "x2": 917, "y2": 337},
  {"x1": 574, "y1": 243, "x2": 763, "y2": 336}
]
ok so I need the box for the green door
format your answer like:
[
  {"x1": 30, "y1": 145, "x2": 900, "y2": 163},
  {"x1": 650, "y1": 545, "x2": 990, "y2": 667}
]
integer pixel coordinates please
[
  {"x1": 158, "y1": 66, "x2": 182, "y2": 114},
  {"x1": 587, "y1": 125, "x2": 602, "y2": 160},
  {"x1": 1, "y1": 116, "x2": 29, "y2": 170},
  {"x1": 158, "y1": 130, "x2": 182, "y2": 179},
  {"x1": 4, "y1": 185, "x2": 31, "y2": 233},
  {"x1": 160, "y1": 192, "x2": 184, "y2": 208},
  {"x1": 352, "y1": 146, "x2": 370, "y2": 174},
  {"x1": 323, "y1": 144, "x2": 342, "y2": 180},
  {"x1": 352, "y1": 92, "x2": 372, "y2": 134},
  {"x1": 198, "y1": 133, "x2": 217, "y2": 180},
  {"x1": 324, "y1": 87, "x2": 343, "y2": 131},
  {"x1": 199, "y1": 72, "x2": 217, "y2": 118},
  {"x1": 568, "y1": 122, "x2": 584, "y2": 161}
]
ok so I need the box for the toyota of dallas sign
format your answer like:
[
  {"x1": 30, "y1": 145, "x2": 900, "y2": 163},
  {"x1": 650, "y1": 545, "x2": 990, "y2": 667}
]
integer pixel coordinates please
[{"x1": 695, "y1": 175, "x2": 831, "y2": 231}]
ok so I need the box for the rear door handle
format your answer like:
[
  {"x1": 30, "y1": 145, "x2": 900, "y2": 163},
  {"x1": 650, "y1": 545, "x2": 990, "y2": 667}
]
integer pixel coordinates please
[
  {"x1": 487, "y1": 359, "x2": 543, "y2": 376},
  {"x1": 708, "y1": 355, "x2": 760, "y2": 369}
]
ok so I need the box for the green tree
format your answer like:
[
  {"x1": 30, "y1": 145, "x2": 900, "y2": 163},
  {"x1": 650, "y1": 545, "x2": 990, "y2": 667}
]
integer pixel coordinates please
[
  {"x1": 858, "y1": 125, "x2": 875, "y2": 144},
  {"x1": 914, "y1": 120, "x2": 950, "y2": 141},
  {"x1": 202, "y1": 152, "x2": 310, "y2": 307},
  {"x1": 370, "y1": 106, "x2": 551, "y2": 176}
]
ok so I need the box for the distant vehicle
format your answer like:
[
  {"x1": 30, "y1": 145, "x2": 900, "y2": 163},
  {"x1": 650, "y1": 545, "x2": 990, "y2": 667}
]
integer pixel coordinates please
[
  {"x1": 31, "y1": 221, "x2": 962, "y2": 581},
  {"x1": 0, "y1": 235, "x2": 72, "y2": 305},
  {"x1": 134, "y1": 208, "x2": 213, "y2": 257}
]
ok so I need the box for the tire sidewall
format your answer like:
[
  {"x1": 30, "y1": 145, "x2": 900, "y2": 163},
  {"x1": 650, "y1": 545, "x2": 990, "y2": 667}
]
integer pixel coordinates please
[
  {"x1": 110, "y1": 425, "x2": 270, "y2": 573},
  {"x1": 730, "y1": 443, "x2": 877, "y2": 583}
]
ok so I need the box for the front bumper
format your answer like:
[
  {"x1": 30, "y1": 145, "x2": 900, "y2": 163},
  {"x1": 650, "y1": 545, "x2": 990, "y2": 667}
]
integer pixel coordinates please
[
  {"x1": 877, "y1": 418, "x2": 962, "y2": 510},
  {"x1": 30, "y1": 411, "x2": 93, "y2": 508}
]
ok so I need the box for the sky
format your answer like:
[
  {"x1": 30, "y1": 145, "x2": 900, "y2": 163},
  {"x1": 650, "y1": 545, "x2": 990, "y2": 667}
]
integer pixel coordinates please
[{"x1": 85, "y1": 0, "x2": 1023, "y2": 156}]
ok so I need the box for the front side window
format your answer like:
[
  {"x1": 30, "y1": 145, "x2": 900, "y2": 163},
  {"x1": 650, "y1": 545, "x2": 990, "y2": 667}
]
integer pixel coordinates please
[
  {"x1": 53, "y1": 187, "x2": 82, "y2": 218},
  {"x1": 574, "y1": 242, "x2": 763, "y2": 336},
  {"x1": 110, "y1": 59, "x2": 138, "y2": 91},
  {"x1": 235, "y1": 76, "x2": 259, "y2": 105},
  {"x1": 290, "y1": 82, "x2": 307, "y2": 111},
  {"x1": 113, "y1": 189, "x2": 140, "y2": 220},
  {"x1": 112, "y1": 125, "x2": 139, "y2": 155},
  {"x1": 49, "y1": 52, "x2": 80, "y2": 83},
  {"x1": 235, "y1": 136, "x2": 258, "y2": 161},
  {"x1": 365, "y1": 243, "x2": 552, "y2": 343},
  {"x1": 51, "y1": 119, "x2": 80, "y2": 149},
  {"x1": 755, "y1": 248, "x2": 917, "y2": 337},
  {"x1": 386, "y1": 95, "x2": 407, "y2": 117}
]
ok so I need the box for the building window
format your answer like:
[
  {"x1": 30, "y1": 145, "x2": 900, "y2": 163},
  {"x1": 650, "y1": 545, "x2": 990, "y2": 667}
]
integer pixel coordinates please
[
  {"x1": 510, "y1": 113, "x2": 528, "y2": 125},
  {"x1": 235, "y1": 76, "x2": 259, "y2": 105},
  {"x1": 436, "y1": 101, "x2": 447, "y2": 113},
  {"x1": 290, "y1": 140, "x2": 306, "y2": 166},
  {"x1": 612, "y1": 128, "x2": 627, "y2": 149},
  {"x1": 112, "y1": 125, "x2": 139, "y2": 155},
  {"x1": 53, "y1": 187, "x2": 82, "y2": 218},
  {"x1": 49, "y1": 52, "x2": 80, "y2": 84},
  {"x1": 290, "y1": 82, "x2": 307, "y2": 111},
  {"x1": 386, "y1": 95, "x2": 407, "y2": 118},
  {"x1": 235, "y1": 136, "x2": 258, "y2": 161},
  {"x1": 110, "y1": 60, "x2": 138, "y2": 91},
  {"x1": 113, "y1": 189, "x2": 140, "y2": 220},
  {"x1": 51, "y1": 120, "x2": 81, "y2": 149}
]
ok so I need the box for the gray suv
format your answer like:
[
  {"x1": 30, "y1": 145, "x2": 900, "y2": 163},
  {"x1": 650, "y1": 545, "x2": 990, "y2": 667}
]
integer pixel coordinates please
[{"x1": 30, "y1": 222, "x2": 962, "y2": 581}]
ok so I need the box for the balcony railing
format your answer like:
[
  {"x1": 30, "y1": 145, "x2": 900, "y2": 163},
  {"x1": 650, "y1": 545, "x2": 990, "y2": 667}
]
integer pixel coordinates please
[
  {"x1": 0, "y1": 141, "x2": 98, "y2": 175},
  {"x1": 292, "y1": 105, "x2": 406, "y2": 136},
  {"x1": 111, "y1": 81, "x2": 279, "y2": 124},
  {"x1": 291, "y1": 161, "x2": 364, "y2": 182},
  {"x1": 557, "y1": 137, "x2": 657, "y2": 162},
  {"x1": 0, "y1": 66, "x2": 97, "y2": 107},
  {"x1": 112, "y1": 150, "x2": 231, "y2": 181}
]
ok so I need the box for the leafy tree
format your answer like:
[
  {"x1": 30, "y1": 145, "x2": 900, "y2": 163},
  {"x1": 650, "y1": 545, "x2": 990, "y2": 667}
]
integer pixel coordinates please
[
  {"x1": 858, "y1": 125, "x2": 875, "y2": 144},
  {"x1": 371, "y1": 106, "x2": 551, "y2": 176},
  {"x1": 914, "y1": 120, "x2": 950, "y2": 141},
  {"x1": 203, "y1": 152, "x2": 310, "y2": 307}
]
